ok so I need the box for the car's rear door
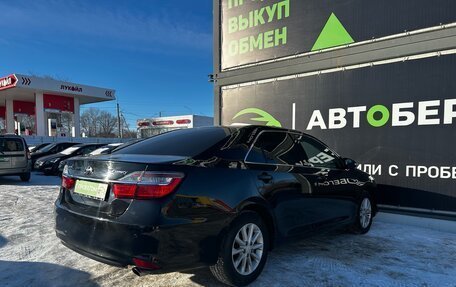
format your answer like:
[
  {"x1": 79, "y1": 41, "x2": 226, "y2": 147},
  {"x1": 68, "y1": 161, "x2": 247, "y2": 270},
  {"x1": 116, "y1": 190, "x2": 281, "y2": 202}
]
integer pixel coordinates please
[{"x1": 246, "y1": 130, "x2": 324, "y2": 237}]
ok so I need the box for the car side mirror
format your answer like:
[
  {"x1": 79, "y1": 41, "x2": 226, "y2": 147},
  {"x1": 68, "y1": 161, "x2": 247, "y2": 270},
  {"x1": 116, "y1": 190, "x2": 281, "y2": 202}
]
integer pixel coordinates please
[{"x1": 344, "y1": 158, "x2": 358, "y2": 170}]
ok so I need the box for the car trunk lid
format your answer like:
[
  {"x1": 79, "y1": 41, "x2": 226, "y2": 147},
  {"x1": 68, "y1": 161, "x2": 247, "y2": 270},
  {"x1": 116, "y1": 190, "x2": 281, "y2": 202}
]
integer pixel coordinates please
[{"x1": 59, "y1": 155, "x2": 187, "y2": 219}]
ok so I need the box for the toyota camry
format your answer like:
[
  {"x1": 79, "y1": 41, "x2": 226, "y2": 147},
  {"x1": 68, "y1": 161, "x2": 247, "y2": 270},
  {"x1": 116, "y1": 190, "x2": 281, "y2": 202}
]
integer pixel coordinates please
[{"x1": 55, "y1": 125, "x2": 377, "y2": 286}]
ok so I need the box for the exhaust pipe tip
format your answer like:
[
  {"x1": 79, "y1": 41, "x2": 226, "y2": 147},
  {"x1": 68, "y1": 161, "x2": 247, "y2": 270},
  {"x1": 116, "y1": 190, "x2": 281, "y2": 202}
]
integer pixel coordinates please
[{"x1": 132, "y1": 267, "x2": 142, "y2": 277}]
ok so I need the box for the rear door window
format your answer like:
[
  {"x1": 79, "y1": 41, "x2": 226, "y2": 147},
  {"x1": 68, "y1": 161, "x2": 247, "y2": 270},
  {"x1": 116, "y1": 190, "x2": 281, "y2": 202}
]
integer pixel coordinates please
[
  {"x1": 246, "y1": 131, "x2": 305, "y2": 166},
  {"x1": 0, "y1": 138, "x2": 24, "y2": 152}
]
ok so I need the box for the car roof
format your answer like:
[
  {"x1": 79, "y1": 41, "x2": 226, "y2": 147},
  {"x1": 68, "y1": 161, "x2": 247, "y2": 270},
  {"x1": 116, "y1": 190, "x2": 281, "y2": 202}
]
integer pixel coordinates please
[
  {"x1": 205, "y1": 125, "x2": 301, "y2": 135},
  {"x1": 0, "y1": 134, "x2": 25, "y2": 139},
  {"x1": 73, "y1": 143, "x2": 103, "y2": 147}
]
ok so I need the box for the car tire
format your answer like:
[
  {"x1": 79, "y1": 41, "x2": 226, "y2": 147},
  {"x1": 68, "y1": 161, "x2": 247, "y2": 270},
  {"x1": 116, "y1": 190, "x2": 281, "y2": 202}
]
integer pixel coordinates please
[
  {"x1": 20, "y1": 172, "x2": 31, "y2": 182},
  {"x1": 210, "y1": 211, "x2": 269, "y2": 287},
  {"x1": 351, "y1": 192, "x2": 373, "y2": 234}
]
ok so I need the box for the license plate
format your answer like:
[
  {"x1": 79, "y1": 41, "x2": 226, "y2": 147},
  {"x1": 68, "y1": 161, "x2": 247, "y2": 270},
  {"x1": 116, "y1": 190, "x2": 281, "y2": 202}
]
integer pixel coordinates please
[
  {"x1": 74, "y1": 180, "x2": 108, "y2": 200},
  {"x1": 0, "y1": 157, "x2": 9, "y2": 162}
]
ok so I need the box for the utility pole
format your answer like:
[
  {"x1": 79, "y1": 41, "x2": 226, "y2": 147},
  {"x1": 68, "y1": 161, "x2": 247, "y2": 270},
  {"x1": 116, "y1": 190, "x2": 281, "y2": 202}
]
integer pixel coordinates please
[{"x1": 117, "y1": 102, "x2": 122, "y2": 139}]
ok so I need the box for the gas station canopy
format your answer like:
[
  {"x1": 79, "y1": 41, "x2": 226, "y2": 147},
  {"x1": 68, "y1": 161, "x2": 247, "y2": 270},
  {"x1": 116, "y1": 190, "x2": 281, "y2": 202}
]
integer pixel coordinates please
[{"x1": 0, "y1": 73, "x2": 116, "y2": 137}]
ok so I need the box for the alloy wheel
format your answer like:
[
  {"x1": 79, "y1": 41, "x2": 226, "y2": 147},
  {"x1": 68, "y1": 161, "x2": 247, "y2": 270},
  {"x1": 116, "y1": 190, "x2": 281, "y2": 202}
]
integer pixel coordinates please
[
  {"x1": 231, "y1": 223, "x2": 264, "y2": 276},
  {"x1": 359, "y1": 198, "x2": 372, "y2": 229}
]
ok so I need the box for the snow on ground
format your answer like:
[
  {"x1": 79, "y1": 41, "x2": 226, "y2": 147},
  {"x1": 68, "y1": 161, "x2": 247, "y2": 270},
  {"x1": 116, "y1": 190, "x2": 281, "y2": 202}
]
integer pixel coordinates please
[{"x1": 0, "y1": 173, "x2": 455, "y2": 287}]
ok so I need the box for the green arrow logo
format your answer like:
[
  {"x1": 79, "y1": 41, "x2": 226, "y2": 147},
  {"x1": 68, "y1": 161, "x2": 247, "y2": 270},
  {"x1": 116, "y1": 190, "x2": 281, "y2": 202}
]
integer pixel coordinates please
[
  {"x1": 311, "y1": 13, "x2": 355, "y2": 51},
  {"x1": 232, "y1": 108, "x2": 282, "y2": 127}
]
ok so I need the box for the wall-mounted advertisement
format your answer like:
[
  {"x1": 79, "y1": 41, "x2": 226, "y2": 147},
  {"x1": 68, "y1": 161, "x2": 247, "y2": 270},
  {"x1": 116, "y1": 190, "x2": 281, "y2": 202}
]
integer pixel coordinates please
[
  {"x1": 220, "y1": 0, "x2": 456, "y2": 69},
  {"x1": 221, "y1": 53, "x2": 456, "y2": 213}
]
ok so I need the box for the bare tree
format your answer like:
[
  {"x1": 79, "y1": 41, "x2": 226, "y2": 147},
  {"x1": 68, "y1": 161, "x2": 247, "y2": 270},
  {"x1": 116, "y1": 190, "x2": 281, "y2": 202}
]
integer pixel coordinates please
[
  {"x1": 81, "y1": 108, "x2": 100, "y2": 137},
  {"x1": 60, "y1": 113, "x2": 73, "y2": 136},
  {"x1": 98, "y1": 111, "x2": 117, "y2": 137}
]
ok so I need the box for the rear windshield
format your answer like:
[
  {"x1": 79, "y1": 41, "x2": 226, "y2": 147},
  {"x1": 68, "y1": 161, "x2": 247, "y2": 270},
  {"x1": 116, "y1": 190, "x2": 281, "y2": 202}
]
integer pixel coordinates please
[
  {"x1": 116, "y1": 128, "x2": 230, "y2": 157},
  {"x1": 0, "y1": 138, "x2": 24, "y2": 152}
]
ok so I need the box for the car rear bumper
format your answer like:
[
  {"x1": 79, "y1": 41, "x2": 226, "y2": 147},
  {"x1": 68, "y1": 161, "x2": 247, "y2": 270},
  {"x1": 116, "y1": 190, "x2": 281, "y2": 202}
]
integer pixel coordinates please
[
  {"x1": 54, "y1": 200, "x2": 224, "y2": 273},
  {"x1": 55, "y1": 202, "x2": 160, "y2": 267},
  {"x1": 0, "y1": 166, "x2": 30, "y2": 176}
]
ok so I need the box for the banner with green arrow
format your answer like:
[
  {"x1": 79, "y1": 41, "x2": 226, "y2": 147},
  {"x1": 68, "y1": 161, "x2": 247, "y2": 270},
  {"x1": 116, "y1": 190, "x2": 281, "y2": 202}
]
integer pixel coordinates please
[{"x1": 220, "y1": 0, "x2": 456, "y2": 69}]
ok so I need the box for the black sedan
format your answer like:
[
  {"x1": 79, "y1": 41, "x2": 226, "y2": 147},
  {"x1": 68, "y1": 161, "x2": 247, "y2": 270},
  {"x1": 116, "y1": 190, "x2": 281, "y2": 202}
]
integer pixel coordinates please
[
  {"x1": 55, "y1": 126, "x2": 376, "y2": 286},
  {"x1": 31, "y1": 142, "x2": 79, "y2": 167},
  {"x1": 57, "y1": 143, "x2": 124, "y2": 174},
  {"x1": 35, "y1": 143, "x2": 105, "y2": 175}
]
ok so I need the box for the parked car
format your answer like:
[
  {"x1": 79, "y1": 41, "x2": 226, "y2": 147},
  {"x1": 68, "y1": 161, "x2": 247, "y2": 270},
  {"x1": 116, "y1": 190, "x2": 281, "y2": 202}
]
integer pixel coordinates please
[
  {"x1": 35, "y1": 143, "x2": 106, "y2": 175},
  {"x1": 57, "y1": 143, "x2": 124, "y2": 174},
  {"x1": 88, "y1": 143, "x2": 124, "y2": 156},
  {"x1": 29, "y1": 143, "x2": 51, "y2": 153},
  {"x1": 110, "y1": 138, "x2": 145, "y2": 153},
  {"x1": 55, "y1": 126, "x2": 377, "y2": 286},
  {"x1": 31, "y1": 142, "x2": 79, "y2": 167},
  {"x1": 0, "y1": 135, "x2": 31, "y2": 182}
]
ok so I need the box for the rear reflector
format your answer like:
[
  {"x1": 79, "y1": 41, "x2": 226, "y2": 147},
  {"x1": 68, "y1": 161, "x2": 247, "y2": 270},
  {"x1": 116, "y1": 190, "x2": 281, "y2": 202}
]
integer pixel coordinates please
[
  {"x1": 62, "y1": 176, "x2": 76, "y2": 190},
  {"x1": 112, "y1": 172, "x2": 184, "y2": 199},
  {"x1": 133, "y1": 258, "x2": 160, "y2": 270}
]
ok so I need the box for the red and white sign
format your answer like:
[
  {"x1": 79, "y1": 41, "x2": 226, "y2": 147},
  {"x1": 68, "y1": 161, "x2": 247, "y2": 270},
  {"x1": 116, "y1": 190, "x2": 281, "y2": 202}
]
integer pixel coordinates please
[
  {"x1": 138, "y1": 121, "x2": 151, "y2": 127},
  {"x1": 0, "y1": 74, "x2": 17, "y2": 91},
  {"x1": 44, "y1": 94, "x2": 74, "y2": 113},
  {"x1": 13, "y1": 101, "x2": 35, "y2": 116},
  {"x1": 176, "y1": 119, "x2": 192, "y2": 125},
  {"x1": 153, "y1": 120, "x2": 174, "y2": 126},
  {"x1": 138, "y1": 117, "x2": 195, "y2": 129}
]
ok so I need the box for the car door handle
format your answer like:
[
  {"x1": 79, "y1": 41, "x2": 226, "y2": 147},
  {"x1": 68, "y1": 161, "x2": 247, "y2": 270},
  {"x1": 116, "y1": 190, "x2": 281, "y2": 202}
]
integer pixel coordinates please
[{"x1": 258, "y1": 173, "x2": 273, "y2": 183}]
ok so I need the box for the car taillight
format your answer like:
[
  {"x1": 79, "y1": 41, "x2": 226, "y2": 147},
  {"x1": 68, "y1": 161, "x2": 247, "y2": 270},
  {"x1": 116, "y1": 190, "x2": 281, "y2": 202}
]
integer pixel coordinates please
[
  {"x1": 26, "y1": 149, "x2": 31, "y2": 160},
  {"x1": 62, "y1": 176, "x2": 76, "y2": 189},
  {"x1": 112, "y1": 172, "x2": 184, "y2": 199}
]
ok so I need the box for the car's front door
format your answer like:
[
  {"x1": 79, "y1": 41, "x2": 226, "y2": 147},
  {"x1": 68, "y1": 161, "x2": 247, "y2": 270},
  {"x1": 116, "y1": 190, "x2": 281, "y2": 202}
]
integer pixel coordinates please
[{"x1": 298, "y1": 135, "x2": 360, "y2": 227}]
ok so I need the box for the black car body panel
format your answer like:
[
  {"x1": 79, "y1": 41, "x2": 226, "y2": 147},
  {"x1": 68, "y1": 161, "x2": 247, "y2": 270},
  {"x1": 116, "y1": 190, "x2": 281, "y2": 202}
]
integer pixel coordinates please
[
  {"x1": 35, "y1": 143, "x2": 105, "y2": 174},
  {"x1": 31, "y1": 142, "x2": 79, "y2": 167},
  {"x1": 29, "y1": 143, "x2": 51, "y2": 153},
  {"x1": 55, "y1": 126, "x2": 376, "y2": 273}
]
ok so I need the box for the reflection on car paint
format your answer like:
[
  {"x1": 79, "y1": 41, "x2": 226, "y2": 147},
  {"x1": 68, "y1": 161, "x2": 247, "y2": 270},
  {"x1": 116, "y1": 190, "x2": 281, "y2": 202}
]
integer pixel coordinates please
[{"x1": 317, "y1": 178, "x2": 368, "y2": 187}]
